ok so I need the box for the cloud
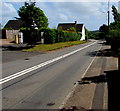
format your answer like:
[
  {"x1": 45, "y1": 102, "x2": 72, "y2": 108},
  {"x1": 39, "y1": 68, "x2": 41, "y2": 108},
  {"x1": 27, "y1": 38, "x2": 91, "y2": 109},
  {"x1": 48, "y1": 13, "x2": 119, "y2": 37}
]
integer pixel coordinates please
[
  {"x1": 41, "y1": 2, "x2": 108, "y2": 30},
  {"x1": 1, "y1": 2, "x2": 18, "y2": 26},
  {"x1": 0, "y1": 1, "x2": 117, "y2": 30},
  {"x1": 1, "y1": 0, "x2": 120, "y2": 2},
  {"x1": 34, "y1": 2, "x2": 115, "y2": 30}
]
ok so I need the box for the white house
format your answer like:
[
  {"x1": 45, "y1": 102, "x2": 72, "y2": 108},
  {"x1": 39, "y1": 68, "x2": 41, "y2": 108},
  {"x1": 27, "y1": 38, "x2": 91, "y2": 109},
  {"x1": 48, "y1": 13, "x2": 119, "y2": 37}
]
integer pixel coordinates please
[
  {"x1": 57, "y1": 21, "x2": 86, "y2": 41},
  {"x1": 80, "y1": 24, "x2": 85, "y2": 41}
]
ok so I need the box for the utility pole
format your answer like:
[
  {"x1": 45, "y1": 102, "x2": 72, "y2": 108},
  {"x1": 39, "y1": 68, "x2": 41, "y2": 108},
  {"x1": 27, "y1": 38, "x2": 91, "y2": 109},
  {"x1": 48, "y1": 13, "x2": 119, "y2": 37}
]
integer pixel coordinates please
[{"x1": 108, "y1": 0, "x2": 110, "y2": 37}]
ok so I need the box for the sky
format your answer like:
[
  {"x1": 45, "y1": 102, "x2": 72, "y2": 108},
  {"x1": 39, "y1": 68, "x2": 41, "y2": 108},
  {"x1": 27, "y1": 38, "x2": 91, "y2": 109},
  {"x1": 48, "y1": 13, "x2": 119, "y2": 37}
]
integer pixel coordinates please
[{"x1": 0, "y1": 0, "x2": 120, "y2": 31}]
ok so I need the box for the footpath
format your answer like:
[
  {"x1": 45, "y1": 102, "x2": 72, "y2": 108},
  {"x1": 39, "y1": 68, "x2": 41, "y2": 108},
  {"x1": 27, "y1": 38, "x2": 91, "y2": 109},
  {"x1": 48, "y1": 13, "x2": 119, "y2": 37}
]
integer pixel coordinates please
[
  {"x1": 62, "y1": 43, "x2": 118, "y2": 110},
  {"x1": 0, "y1": 39, "x2": 14, "y2": 46}
]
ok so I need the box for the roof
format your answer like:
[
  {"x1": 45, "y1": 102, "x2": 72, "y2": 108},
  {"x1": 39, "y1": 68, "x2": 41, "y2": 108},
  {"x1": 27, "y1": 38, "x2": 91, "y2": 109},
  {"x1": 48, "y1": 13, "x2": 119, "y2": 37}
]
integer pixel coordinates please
[
  {"x1": 4, "y1": 20, "x2": 23, "y2": 30},
  {"x1": 57, "y1": 22, "x2": 84, "y2": 32},
  {"x1": 76, "y1": 24, "x2": 84, "y2": 32}
]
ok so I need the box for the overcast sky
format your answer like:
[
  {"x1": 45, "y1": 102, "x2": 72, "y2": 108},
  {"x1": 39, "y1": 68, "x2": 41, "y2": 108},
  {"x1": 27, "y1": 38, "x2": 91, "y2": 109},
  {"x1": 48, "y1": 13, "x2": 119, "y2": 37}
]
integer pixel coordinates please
[{"x1": 0, "y1": 0, "x2": 120, "y2": 31}]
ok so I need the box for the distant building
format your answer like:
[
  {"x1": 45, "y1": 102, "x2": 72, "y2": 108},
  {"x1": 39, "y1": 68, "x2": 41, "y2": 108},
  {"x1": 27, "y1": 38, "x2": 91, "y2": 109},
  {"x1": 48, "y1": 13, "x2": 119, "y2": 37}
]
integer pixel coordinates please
[
  {"x1": 57, "y1": 21, "x2": 86, "y2": 41},
  {"x1": 3, "y1": 20, "x2": 23, "y2": 39},
  {"x1": 118, "y1": 1, "x2": 120, "y2": 13},
  {"x1": 4, "y1": 20, "x2": 23, "y2": 30}
]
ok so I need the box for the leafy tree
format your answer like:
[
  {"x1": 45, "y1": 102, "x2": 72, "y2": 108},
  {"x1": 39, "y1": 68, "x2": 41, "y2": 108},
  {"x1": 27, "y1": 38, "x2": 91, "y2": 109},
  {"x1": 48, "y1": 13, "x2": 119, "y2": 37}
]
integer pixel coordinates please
[
  {"x1": 99, "y1": 24, "x2": 108, "y2": 39},
  {"x1": 111, "y1": 5, "x2": 120, "y2": 23},
  {"x1": 110, "y1": 6, "x2": 120, "y2": 30},
  {"x1": 85, "y1": 29, "x2": 96, "y2": 40},
  {"x1": 18, "y1": 2, "x2": 48, "y2": 29},
  {"x1": 18, "y1": 1, "x2": 48, "y2": 44}
]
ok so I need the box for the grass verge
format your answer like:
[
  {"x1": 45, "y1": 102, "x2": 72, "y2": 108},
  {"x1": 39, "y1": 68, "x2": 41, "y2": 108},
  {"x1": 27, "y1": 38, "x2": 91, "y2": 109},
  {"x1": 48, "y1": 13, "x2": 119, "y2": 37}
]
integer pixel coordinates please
[{"x1": 23, "y1": 41, "x2": 87, "y2": 52}]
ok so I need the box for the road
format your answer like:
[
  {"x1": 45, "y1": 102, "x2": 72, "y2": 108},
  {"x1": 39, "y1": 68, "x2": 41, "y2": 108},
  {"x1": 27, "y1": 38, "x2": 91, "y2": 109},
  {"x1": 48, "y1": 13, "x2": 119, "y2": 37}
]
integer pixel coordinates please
[{"x1": 2, "y1": 40, "x2": 103, "y2": 109}]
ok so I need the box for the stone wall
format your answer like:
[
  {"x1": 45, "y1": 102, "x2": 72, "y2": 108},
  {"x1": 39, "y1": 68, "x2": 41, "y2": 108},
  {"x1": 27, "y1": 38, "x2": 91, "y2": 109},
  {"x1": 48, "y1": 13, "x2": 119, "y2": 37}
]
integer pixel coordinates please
[{"x1": 5, "y1": 30, "x2": 19, "y2": 39}]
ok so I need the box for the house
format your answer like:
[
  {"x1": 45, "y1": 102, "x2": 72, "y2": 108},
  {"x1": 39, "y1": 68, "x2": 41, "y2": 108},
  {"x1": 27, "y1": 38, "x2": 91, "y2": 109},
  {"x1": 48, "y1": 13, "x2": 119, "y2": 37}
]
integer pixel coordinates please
[
  {"x1": 3, "y1": 20, "x2": 23, "y2": 39},
  {"x1": 57, "y1": 21, "x2": 86, "y2": 41}
]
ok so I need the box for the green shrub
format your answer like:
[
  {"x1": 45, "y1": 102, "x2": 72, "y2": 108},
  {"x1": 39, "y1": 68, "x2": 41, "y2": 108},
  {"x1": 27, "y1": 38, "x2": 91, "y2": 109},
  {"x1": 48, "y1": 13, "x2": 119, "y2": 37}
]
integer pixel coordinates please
[
  {"x1": 43, "y1": 29, "x2": 56, "y2": 44},
  {"x1": 20, "y1": 27, "x2": 81, "y2": 44},
  {"x1": 40, "y1": 28, "x2": 81, "y2": 44},
  {"x1": 106, "y1": 29, "x2": 120, "y2": 51},
  {"x1": 20, "y1": 28, "x2": 40, "y2": 44},
  {"x1": 109, "y1": 30, "x2": 120, "y2": 39}
]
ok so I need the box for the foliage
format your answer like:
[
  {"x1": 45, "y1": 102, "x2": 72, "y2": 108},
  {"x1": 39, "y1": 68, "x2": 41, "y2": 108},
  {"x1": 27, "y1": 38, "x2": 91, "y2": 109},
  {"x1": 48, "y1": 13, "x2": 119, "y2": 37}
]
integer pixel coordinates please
[
  {"x1": 110, "y1": 6, "x2": 120, "y2": 30},
  {"x1": 99, "y1": 24, "x2": 108, "y2": 39},
  {"x1": 100, "y1": 5, "x2": 120, "y2": 50},
  {"x1": 21, "y1": 27, "x2": 81, "y2": 44},
  {"x1": 109, "y1": 29, "x2": 120, "y2": 51},
  {"x1": 57, "y1": 26, "x2": 63, "y2": 31},
  {"x1": 20, "y1": 28, "x2": 40, "y2": 44},
  {"x1": 67, "y1": 27, "x2": 77, "y2": 32},
  {"x1": 110, "y1": 21, "x2": 120, "y2": 30},
  {"x1": 111, "y1": 6, "x2": 120, "y2": 23},
  {"x1": 40, "y1": 28, "x2": 81, "y2": 44},
  {"x1": 18, "y1": 1, "x2": 48, "y2": 44},
  {"x1": 85, "y1": 29, "x2": 96, "y2": 40},
  {"x1": 18, "y1": 2, "x2": 48, "y2": 29},
  {"x1": 109, "y1": 29, "x2": 120, "y2": 39},
  {"x1": 106, "y1": 6, "x2": 120, "y2": 49}
]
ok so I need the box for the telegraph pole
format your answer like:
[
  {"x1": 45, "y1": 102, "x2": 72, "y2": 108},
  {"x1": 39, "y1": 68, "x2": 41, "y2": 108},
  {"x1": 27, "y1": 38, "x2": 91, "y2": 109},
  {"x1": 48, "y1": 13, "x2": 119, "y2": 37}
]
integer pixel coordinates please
[{"x1": 108, "y1": 0, "x2": 110, "y2": 37}]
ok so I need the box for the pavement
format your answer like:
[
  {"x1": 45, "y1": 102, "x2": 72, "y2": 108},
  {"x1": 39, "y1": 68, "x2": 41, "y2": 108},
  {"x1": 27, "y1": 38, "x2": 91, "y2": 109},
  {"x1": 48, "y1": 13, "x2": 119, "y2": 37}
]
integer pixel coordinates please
[
  {"x1": 61, "y1": 43, "x2": 119, "y2": 110},
  {"x1": 0, "y1": 39, "x2": 14, "y2": 46}
]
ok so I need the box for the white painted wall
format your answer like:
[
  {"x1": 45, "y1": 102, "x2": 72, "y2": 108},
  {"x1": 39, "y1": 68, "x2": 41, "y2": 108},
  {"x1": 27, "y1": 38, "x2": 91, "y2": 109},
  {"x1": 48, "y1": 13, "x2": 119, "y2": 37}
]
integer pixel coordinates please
[{"x1": 80, "y1": 25, "x2": 85, "y2": 41}]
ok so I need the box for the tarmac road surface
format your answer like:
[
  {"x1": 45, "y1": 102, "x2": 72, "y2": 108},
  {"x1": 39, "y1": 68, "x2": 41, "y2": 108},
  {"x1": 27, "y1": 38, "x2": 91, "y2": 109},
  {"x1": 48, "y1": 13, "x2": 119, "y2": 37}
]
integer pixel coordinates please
[{"x1": 2, "y1": 40, "x2": 103, "y2": 109}]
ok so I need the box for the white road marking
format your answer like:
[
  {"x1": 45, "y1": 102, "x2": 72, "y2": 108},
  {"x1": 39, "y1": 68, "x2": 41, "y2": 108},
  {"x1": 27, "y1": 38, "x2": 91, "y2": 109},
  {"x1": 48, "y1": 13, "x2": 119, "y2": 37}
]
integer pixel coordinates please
[
  {"x1": 1, "y1": 41, "x2": 97, "y2": 85},
  {"x1": 59, "y1": 45, "x2": 102, "y2": 109}
]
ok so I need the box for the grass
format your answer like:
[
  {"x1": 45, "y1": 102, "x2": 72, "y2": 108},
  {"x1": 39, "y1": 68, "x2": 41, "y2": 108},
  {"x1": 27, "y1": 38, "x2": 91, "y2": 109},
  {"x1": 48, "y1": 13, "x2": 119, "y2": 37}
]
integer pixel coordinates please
[{"x1": 23, "y1": 41, "x2": 87, "y2": 52}]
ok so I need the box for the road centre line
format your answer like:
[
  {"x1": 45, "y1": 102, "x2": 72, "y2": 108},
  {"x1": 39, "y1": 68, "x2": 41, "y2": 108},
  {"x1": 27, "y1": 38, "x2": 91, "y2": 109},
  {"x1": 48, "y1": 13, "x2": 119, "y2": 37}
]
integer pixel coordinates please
[{"x1": 0, "y1": 41, "x2": 97, "y2": 85}]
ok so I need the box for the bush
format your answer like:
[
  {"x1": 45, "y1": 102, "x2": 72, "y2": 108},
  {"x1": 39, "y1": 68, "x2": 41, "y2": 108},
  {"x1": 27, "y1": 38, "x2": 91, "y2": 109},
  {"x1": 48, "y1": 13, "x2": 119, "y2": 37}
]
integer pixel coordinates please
[
  {"x1": 20, "y1": 28, "x2": 30, "y2": 43},
  {"x1": 109, "y1": 30, "x2": 120, "y2": 39},
  {"x1": 41, "y1": 28, "x2": 57, "y2": 44},
  {"x1": 40, "y1": 28, "x2": 81, "y2": 44},
  {"x1": 20, "y1": 28, "x2": 40, "y2": 44},
  {"x1": 20, "y1": 27, "x2": 81, "y2": 44},
  {"x1": 105, "y1": 29, "x2": 120, "y2": 51}
]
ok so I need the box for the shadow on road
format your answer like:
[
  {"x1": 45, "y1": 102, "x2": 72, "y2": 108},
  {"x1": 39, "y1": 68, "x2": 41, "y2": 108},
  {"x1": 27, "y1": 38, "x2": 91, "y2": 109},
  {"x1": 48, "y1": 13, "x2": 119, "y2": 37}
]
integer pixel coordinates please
[
  {"x1": 86, "y1": 42, "x2": 119, "y2": 58},
  {"x1": 1, "y1": 45, "x2": 34, "y2": 51},
  {"x1": 87, "y1": 48, "x2": 118, "y2": 58},
  {"x1": 77, "y1": 70, "x2": 120, "y2": 111}
]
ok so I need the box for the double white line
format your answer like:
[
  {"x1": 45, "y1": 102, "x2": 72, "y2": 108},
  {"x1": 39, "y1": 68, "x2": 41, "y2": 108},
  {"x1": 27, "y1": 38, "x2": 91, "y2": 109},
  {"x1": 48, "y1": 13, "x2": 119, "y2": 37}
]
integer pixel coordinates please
[{"x1": 0, "y1": 41, "x2": 97, "y2": 85}]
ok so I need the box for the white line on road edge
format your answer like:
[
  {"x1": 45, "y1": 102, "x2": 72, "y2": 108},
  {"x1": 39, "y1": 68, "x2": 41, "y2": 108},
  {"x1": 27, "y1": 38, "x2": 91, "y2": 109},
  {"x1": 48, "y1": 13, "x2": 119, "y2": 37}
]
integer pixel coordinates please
[
  {"x1": 59, "y1": 45, "x2": 102, "y2": 109},
  {"x1": 0, "y1": 41, "x2": 97, "y2": 85}
]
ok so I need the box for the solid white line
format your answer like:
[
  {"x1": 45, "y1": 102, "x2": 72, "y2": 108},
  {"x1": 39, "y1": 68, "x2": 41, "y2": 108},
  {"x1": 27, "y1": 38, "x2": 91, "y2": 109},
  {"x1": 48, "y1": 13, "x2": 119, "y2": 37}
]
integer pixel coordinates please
[
  {"x1": 81, "y1": 46, "x2": 102, "y2": 79},
  {"x1": 0, "y1": 41, "x2": 97, "y2": 85},
  {"x1": 59, "y1": 45, "x2": 102, "y2": 109}
]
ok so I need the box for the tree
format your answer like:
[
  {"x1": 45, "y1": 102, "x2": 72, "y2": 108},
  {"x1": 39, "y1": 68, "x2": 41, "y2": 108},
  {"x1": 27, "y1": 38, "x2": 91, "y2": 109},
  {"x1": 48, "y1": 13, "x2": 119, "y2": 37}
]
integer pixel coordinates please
[
  {"x1": 18, "y1": 1, "x2": 48, "y2": 44},
  {"x1": 110, "y1": 6, "x2": 120, "y2": 30},
  {"x1": 99, "y1": 24, "x2": 108, "y2": 39},
  {"x1": 111, "y1": 5, "x2": 120, "y2": 23},
  {"x1": 18, "y1": 2, "x2": 48, "y2": 29}
]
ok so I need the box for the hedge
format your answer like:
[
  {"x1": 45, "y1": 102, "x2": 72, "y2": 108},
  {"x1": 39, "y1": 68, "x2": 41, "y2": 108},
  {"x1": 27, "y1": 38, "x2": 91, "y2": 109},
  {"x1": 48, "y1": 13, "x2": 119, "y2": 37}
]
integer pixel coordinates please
[
  {"x1": 20, "y1": 28, "x2": 81, "y2": 44},
  {"x1": 20, "y1": 28, "x2": 41, "y2": 44},
  {"x1": 41, "y1": 28, "x2": 81, "y2": 44},
  {"x1": 105, "y1": 29, "x2": 120, "y2": 51}
]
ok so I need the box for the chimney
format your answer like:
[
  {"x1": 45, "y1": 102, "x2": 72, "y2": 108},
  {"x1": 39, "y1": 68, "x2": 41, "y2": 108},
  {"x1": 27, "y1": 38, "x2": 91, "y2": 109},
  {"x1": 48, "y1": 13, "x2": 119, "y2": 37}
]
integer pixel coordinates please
[{"x1": 75, "y1": 21, "x2": 77, "y2": 24}]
